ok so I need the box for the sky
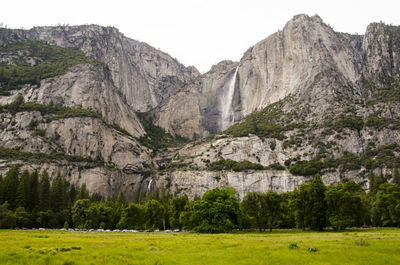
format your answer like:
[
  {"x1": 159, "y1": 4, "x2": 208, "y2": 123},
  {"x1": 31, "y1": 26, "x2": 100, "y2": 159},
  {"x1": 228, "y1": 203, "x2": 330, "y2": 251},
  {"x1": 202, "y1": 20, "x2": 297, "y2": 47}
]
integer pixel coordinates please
[{"x1": 1, "y1": 0, "x2": 400, "y2": 73}]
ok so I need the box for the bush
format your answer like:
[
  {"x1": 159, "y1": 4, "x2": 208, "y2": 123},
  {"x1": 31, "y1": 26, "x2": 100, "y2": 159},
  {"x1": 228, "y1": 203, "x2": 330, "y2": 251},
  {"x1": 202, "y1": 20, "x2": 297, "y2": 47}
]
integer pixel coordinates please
[
  {"x1": 307, "y1": 247, "x2": 318, "y2": 252},
  {"x1": 365, "y1": 115, "x2": 400, "y2": 130},
  {"x1": 0, "y1": 202, "x2": 16, "y2": 228},
  {"x1": 288, "y1": 243, "x2": 298, "y2": 249},
  {"x1": 267, "y1": 163, "x2": 286, "y2": 170},
  {"x1": 335, "y1": 116, "x2": 364, "y2": 131},
  {"x1": 209, "y1": 158, "x2": 264, "y2": 171},
  {"x1": 289, "y1": 160, "x2": 323, "y2": 176}
]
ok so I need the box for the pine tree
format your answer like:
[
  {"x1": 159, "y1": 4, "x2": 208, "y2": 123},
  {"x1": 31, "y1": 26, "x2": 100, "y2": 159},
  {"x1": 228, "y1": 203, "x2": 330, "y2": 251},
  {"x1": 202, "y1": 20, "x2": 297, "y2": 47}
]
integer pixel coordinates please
[
  {"x1": 393, "y1": 168, "x2": 400, "y2": 186},
  {"x1": 16, "y1": 179, "x2": 26, "y2": 209},
  {"x1": 2, "y1": 166, "x2": 20, "y2": 209},
  {"x1": 117, "y1": 191, "x2": 127, "y2": 206},
  {"x1": 27, "y1": 171, "x2": 39, "y2": 211},
  {"x1": 68, "y1": 185, "x2": 78, "y2": 205},
  {"x1": 50, "y1": 172, "x2": 67, "y2": 212},
  {"x1": 309, "y1": 174, "x2": 327, "y2": 231},
  {"x1": 16, "y1": 170, "x2": 30, "y2": 209},
  {"x1": 38, "y1": 171, "x2": 50, "y2": 212},
  {"x1": 369, "y1": 172, "x2": 387, "y2": 195},
  {"x1": 0, "y1": 174, "x2": 3, "y2": 204},
  {"x1": 76, "y1": 184, "x2": 89, "y2": 200},
  {"x1": 261, "y1": 191, "x2": 282, "y2": 232}
]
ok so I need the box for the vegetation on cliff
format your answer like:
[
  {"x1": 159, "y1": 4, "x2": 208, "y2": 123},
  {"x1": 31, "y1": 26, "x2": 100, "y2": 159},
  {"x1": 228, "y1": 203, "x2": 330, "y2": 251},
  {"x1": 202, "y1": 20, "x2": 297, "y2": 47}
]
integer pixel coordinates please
[
  {"x1": 0, "y1": 40, "x2": 103, "y2": 95},
  {"x1": 136, "y1": 112, "x2": 188, "y2": 152}
]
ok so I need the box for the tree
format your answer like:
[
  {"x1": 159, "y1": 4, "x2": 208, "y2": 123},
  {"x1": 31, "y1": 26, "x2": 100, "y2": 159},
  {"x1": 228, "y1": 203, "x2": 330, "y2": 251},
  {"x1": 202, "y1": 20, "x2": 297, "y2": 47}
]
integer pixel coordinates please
[
  {"x1": 15, "y1": 206, "x2": 30, "y2": 228},
  {"x1": 16, "y1": 177, "x2": 27, "y2": 209},
  {"x1": 2, "y1": 166, "x2": 20, "y2": 209},
  {"x1": 241, "y1": 192, "x2": 264, "y2": 232},
  {"x1": 38, "y1": 171, "x2": 50, "y2": 212},
  {"x1": 97, "y1": 201, "x2": 115, "y2": 229},
  {"x1": 326, "y1": 181, "x2": 363, "y2": 230},
  {"x1": 280, "y1": 192, "x2": 296, "y2": 228},
  {"x1": 72, "y1": 199, "x2": 90, "y2": 228},
  {"x1": 260, "y1": 191, "x2": 282, "y2": 231},
  {"x1": 393, "y1": 168, "x2": 400, "y2": 186},
  {"x1": 373, "y1": 183, "x2": 400, "y2": 227},
  {"x1": 145, "y1": 200, "x2": 165, "y2": 230},
  {"x1": 50, "y1": 172, "x2": 67, "y2": 212},
  {"x1": 291, "y1": 184, "x2": 312, "y2": 230},
  {"x1": 309, "y1": 174, "x2": 327, "y2": 231},
  {"x1": 0, "y1": 174, "x2": 3, "y2": 204},
  {"x1": 369, "y1": 172, "x2": 387, "y2": 195},
  {"x1": 117, "y1": 203, "x2": 145, "y2": 230},
  {"x1": 76, "y1": 184, "x2": 89, "y2": 200},
  {"x1": 85, "y1": 203, "x2": 100, "y2": 229},
  {"x1": 27, "y1": 171, "x2": 39, "y2": 211},
  {"x1": 117, "y1": 191, "x2": 127, "y2": 206},
  {"x1": 0, "y1": 202, "x2": 16, "y2": 228},
  {"x1": 37, "y1": 210, "x2": 57, "y2": 228},
  {"x1": 191, "y1": 187, "x2": 240, "y2": 233},
  {"x1": 169, "y1": 195, "x2": 189, "y2": 230}
]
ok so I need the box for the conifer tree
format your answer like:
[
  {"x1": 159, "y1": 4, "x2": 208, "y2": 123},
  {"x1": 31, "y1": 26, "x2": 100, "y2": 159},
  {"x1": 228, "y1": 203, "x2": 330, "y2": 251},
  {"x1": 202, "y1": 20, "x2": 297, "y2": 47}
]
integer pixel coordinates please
[
  {"x1": 393, "y1": 168, "x2": 400, "y2": 186},
  {"x1": 76, "y1": 183, "x2": 89, "y2": 200},
  {"x1": 0, "y1": 174, "x2": 3, "y2": 203},
  {"x1": 309, "y1": 174, "x2": 327, "y2": 231},
  {"x1": 16, "y1": 170, "x2": 30, "y2": 209},
  {"x1": 38, "y1": 171, "x2": 50, "y2": 212},
  {"x1": 16, "y1": 179, "x2": 26, "y2": 209},
  {"x1": 117, "y1": 191, "x2": 127, "y2": 206},
  {"x1": 27, "y1": 171, "x2": 39, "y2": 211},
  {"x1": 2, "y1": 166, "x2": 20, "y2": 209},
  {"x1": 50, "y1": 172, "x2": 67, "y2": 212}
]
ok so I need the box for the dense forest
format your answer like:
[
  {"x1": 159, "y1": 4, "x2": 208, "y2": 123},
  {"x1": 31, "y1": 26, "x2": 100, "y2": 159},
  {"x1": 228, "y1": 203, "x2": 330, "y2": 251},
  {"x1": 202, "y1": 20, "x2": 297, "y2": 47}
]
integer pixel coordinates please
[{"x1": 0, "y1": 166, "x2": 399, "y2": 232}]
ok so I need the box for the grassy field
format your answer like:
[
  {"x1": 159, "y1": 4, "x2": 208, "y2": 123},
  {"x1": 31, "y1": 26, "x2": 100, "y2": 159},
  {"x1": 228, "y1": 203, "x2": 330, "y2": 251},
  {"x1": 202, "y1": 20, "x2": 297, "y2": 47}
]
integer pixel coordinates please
[{"x1": 0, "y1": 229, "x2": 399, "y2": 264}]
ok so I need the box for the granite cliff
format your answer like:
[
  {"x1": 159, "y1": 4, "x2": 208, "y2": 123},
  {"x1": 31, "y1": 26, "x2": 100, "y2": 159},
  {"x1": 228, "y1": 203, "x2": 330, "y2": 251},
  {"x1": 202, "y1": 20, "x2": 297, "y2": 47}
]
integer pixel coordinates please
[{"x1": 1, "y1": 14, "x2": 399, "y2": 199}]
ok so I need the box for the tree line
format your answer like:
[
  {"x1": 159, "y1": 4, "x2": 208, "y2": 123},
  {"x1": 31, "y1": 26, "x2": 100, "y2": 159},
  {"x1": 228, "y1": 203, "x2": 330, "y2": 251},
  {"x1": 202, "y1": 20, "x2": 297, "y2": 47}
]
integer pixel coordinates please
[{"x1": 0, "y1": 166, "x2": 400, "y2": 232}]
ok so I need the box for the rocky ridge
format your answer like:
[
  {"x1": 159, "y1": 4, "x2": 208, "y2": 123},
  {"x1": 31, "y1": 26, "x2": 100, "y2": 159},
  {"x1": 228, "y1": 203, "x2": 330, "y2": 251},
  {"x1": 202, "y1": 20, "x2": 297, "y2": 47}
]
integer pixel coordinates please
[{"x1": 1, "y1": 15, "x2": 400, "y2": 199}]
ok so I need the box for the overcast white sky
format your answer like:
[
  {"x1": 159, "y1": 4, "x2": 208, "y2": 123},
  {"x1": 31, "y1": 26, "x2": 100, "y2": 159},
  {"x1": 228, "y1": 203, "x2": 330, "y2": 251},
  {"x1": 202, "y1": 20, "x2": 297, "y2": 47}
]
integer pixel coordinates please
[{"x1": 2, "y1": 0, "x2": 400, "y2": 72}]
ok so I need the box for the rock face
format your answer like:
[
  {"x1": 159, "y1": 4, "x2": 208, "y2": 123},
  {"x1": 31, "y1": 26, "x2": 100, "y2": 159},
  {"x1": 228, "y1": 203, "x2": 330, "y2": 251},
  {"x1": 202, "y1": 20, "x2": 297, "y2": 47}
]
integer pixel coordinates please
[
  {"x1": 0, "y1": 25, "x2": 199, "y2": 111},
  {"x1": 155, "y1": 170, "x2": 309, "y2": 201},
  {"x1": 154, "y1": 15, "x2": 399, "y2": 139},
  {"x1": 0, "y1": 64, "x2": 145, "y2": 137},
  {"x1": 1, "y1": 14, "x2": 400, "y2": 199},
  {"x1": 154, "y1": 60, "x2": 239, "y2": 139}
]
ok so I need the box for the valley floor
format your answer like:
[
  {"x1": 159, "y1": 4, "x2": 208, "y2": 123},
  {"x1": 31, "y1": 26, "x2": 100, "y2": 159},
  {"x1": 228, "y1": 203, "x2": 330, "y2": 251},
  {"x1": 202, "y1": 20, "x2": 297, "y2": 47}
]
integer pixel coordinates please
[{"x1": 0, "y1": 228, "x2": 399, "y2": 264}]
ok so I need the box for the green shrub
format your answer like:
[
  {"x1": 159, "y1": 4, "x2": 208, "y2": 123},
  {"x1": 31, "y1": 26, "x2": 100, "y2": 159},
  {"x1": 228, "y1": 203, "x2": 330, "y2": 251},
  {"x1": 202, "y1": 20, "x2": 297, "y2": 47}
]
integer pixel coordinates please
[
  {"x1": 365, "y1": 115, "x2": 400, "y2": 130},
  {"x1": 288, "y1": 242, "x2": 298, "y2": 249},
  {"x1": 289, "y1": 160, "x2": 323, "y2": 176},
  {"x1": 335, "y1": 116, "x2": 364, "y2": 131},
  {"x1": 307, "y1": 247, "x2": 318, "y2": 252},
  {"x1": 209, "y1": 158, "x2": 264, "y2": 171},
  {"x1": 267, "y1": 163, "x2": 286, "y2": 170}
]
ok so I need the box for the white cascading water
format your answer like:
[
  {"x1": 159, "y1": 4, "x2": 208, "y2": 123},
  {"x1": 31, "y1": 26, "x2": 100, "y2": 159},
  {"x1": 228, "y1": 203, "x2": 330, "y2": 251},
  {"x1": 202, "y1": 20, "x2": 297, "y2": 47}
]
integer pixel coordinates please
[{"x1": 220, "y1": 66, "x2": 239, "y2": 131}]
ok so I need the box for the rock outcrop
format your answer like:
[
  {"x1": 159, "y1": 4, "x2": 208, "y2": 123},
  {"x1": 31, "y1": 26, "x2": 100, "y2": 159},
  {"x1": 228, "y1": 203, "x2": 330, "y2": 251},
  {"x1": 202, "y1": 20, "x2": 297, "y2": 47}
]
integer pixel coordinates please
[
  {"x1": 0, "y1": 25, "x2": 199, "y2": 111},
  {"x1": 1, "y1": 14, "x2": 400, "y2": 199},
  {"x1": 153, "y1": 15, "x2": 400, "y2": 140}
]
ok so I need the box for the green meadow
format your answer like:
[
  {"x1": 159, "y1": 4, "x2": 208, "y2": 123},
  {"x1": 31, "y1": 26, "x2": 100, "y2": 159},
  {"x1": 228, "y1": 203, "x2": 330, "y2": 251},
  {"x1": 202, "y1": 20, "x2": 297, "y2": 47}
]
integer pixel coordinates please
[{"x1": 0, "y1": 229, "x2": 399, "y2": 265}]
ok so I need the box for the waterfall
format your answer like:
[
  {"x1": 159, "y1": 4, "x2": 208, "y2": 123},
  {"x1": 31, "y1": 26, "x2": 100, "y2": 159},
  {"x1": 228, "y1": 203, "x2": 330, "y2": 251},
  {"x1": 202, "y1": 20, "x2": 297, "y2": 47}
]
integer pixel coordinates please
[
  {"x1": 147, "y1": 179, "x2": 153, "y2": 192},
  {"x1": 220, "y1": 66, "x2": 239, "y2": 131}
]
